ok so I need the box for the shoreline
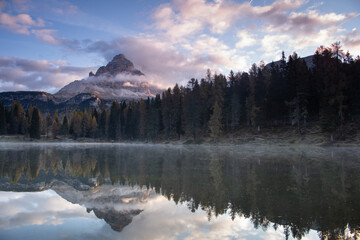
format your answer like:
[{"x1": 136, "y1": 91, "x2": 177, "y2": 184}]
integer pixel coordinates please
[{"x1": 0, "y1": 134, "x2": 359, "y2": 148}]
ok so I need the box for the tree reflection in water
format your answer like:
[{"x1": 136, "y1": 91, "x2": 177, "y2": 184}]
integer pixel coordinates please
[{"x1": 0, "y1": 144, "x2": 359, "y2": 239}]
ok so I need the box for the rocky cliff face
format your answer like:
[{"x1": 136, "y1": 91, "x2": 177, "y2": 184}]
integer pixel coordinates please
[{"x1": 92, "y1": 54, "x2": 144, "y2": 77}]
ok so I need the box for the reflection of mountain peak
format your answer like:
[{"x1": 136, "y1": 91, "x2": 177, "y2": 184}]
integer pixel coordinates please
[
  {"x1": 51, "y1": 181, "x2": 153, "y2": 232},
  {"x1": 88, "y1": 208, "x2": 143, "y2": 232},
  {"x1": 0, "y1": 172, "x2": 154, "y2": 233}
]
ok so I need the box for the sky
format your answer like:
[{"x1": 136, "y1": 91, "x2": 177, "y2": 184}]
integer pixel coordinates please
[{"x1": 0, "y1": 0, "x2": 359, "y2": 93}]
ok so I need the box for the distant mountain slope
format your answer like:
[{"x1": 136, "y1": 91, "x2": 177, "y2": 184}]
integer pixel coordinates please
[{"x1": 0, "y1": 91, "x2": 111, "y2": 114}]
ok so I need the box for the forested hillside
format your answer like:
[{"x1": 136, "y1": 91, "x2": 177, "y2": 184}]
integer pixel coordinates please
[{"x1": 1, "y1": 43, "x2": 359, "y2": 142}]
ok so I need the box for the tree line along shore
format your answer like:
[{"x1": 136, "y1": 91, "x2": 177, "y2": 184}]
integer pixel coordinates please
[{"x1": 0, "y1": 43, "x2": 359, "y2": 145}]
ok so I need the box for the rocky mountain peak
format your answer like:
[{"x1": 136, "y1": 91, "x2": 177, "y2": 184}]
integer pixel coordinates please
[{"x1": 94, "y1": 54, "x2": 144, "y2": 77}]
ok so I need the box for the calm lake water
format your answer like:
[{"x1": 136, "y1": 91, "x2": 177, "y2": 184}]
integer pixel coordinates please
[{"x1": 0, "y1": 143, "x2": 359, "y2": 240}]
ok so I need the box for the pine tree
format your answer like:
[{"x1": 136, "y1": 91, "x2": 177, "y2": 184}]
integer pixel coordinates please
[
  {"x1": 138, "y1": 99, "x2": 146, "y2": 139},
  {"x1": 184, "y1": 79, "x2": 201, "y2": 140},
  {"x1": 0, "y1": 102, "x2": 6, "y2": 134},
  {"x1": 228, "y1": 71, "x2": 240, "y2": 130},
  {"x1": 60, "y1": 116, "x2": 69, "y2": 136},
  {"x1": 285, "y1": 53, "x2": 310, "y2": 134},
  {"x1": 238, "y1": 72, "x2": 250, "y2": 125},
  {"x1": 43, "y1": 112, "x2": 52, "y2": 138},
  {"x1": 247, "y1": 64, "x2": 259, "y2": 127},
  {"x1": 162, "y1": 88, "x2": 173, "y2": 139},
  {"x1": 90, "y1": 116, "x2": 98, "y2": 138},
  {"x1": 208, "y1": 101, "x2": 222, "y2": 142},
  {"x1": 108, "y1": 102, "x2": 120, "y2": 140},
  {"x1": 70, "y1": 110, "x2": 82, "y2": 139},
  {"x1": 98, "y1": 107, "x2": 107, "y2": 139},
  {"x1": 81, "y1": 109, "x2": 91, "y2": 137},
  {"x1": 172, "y1": 84, "x2": 183, "y2": 139},
  {"x1": 29, "y1": 107, "x2": 41, "y2": 139},
  {"x1": 51, "y1": 110, "x2": 61, "y2": 138},
  {"x1": 9, "y1": 101, "x2": 25, "y2": 134}
]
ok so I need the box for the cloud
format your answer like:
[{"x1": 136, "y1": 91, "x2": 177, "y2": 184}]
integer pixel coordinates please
[
  {"x1": 0, "y1": 56, "x2": 92, "y2": 92},
  {"x1": 236, "y1": 30, "x2": 257, "y2": 48},
  {"x1": 11, "y1": 0, "x2": 31, "y2": 12},
  {"x1": 342, "y1": 28, "x2": 360, "y2": 53},
  {"x1": 152, "y1": 0, "x2": 242, "y2": 38},
  {"x1": 260, "y1": 34, "x2": 292, "y2": 60},
  {"x1": 0, "y1": 1, "x2": 6, "y2": 12},
  {"x1": 64, "y1": 35, "x2": 250, "y2": 88},
  {"x1": 2, "y1": 0, "x2": 359, "y2": 92},
  {"x1": 0, "y1": 11, "x2": 44, "y2": 34},
  {"x1": 52, "y1": 1, "x2": 78, "y2": 15},
  {"x1": 0, "y1": 190, "x2": 91, "y2": 229},
  {"x1": 152, "y1": 0, "x2": 307, "y2": 40},
  {"x1": 265, "y1": 10, "x2": 357, "y2": 37},
  {"x1": 151, "y1": 0, "x2": 358, "y2": 62},
  {"x1": 31, "y1": 29, "x2": 62, "y2": 44},
  {"x1": 60, "y1": 37, "x2": 203, "y2": 88}
]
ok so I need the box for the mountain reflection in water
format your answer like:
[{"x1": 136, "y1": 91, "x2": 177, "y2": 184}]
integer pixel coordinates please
[{"x1": 0, "y1": 143, "x2": 359, "y2": 240}]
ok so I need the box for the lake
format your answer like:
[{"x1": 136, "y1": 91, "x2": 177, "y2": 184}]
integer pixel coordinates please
[{"x1": 0, "y1": 143, "x2": 359, "y2": 240}]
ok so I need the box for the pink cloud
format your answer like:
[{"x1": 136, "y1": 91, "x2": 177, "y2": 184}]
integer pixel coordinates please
[
  {"x1": 0, "y1": 56, "x2": 92, "y2": 92},
  {"x1": 52, "y1": 2, "x2": 78, "y2": 15},
  {"x1": 342, "y1": 28, "x2": 360, "y2": 53},
  {"x1": 32, "y1": 29, "x2": 62, "y2": 45},
  {"x1": 12, "y1": 0, "x2": 31, "y2": 12},
  {"x1": 0, "y1": 12, "x2": 44, "y2": 35}
]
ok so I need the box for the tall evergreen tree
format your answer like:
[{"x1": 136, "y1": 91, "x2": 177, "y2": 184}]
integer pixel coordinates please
[
  {"x1": 246, "y1": 64, "x2": 259, "y2": 127},
  {"x1": 108, "y1": 102, "x2": 121, "y2": 140},
  {"x1": 0, "y1": 102, "x2": 6, "y2": 134},
  {"x1": 172, "y1": 84, "x2": 183, "y2": 139},
  {"x1": 9, "y1": 101, "x2": 26, "y2": 134},
  {"x1": 286, "y1": 53, "x2": 310, "y2": 134},
  {"x1": 90, "y1": 116, "x2": 98, "y2": 138},
  {"x1": 43, "y1": 112, "x2": 52, "y2": 137},
  {"x1": 162, "y1": 88, "x2": 173, "y2": 139},
  {"x1": 208, "y1": 101, "x2": 222, "y2": 142},
  {"x1": 60, "y1": 115, "x2": 69, "y2": 136},
  {"x1": 29, "y1": 107, "x2": 41, "y2": 139},
  {"x1": 184, "y1": 79, "x2": 201, "y2": 140},
  {"x1": 138, "y1": 99, "x2": 147, "y2": 139},
  {"x1": 51, "y1": 110, "x2": 61, "y2": 138}
]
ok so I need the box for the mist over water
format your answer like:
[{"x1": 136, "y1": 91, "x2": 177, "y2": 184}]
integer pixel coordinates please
[{"x1": 0, "y1": 143, "x2": 359, "y2": 239}]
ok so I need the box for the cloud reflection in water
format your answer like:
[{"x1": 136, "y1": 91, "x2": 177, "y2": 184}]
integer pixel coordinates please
[{"x1": 0, "y1": 189, "x2": 319, "y2": 240}]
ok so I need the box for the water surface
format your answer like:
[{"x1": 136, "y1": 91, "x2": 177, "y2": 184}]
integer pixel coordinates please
[{"x1": 0, "y1": 143, "x2": 359, "y2": 239}]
